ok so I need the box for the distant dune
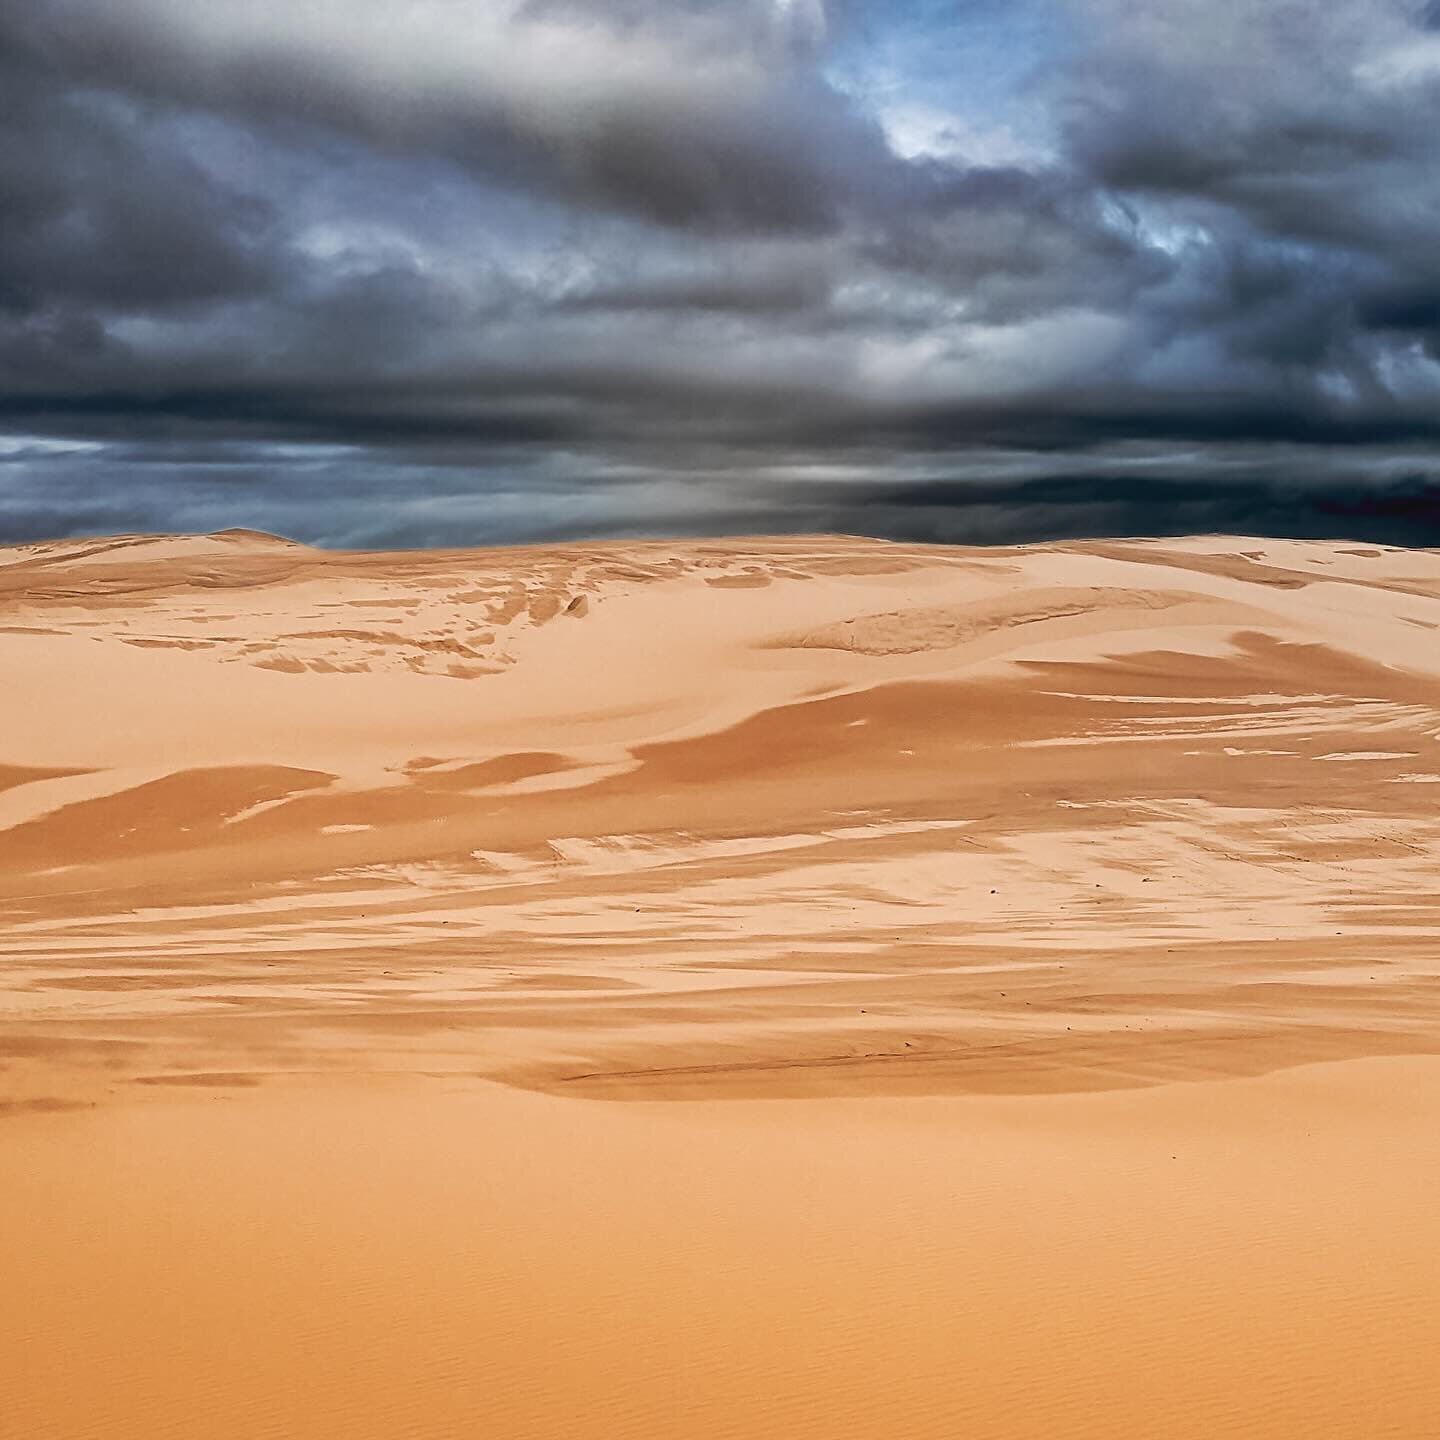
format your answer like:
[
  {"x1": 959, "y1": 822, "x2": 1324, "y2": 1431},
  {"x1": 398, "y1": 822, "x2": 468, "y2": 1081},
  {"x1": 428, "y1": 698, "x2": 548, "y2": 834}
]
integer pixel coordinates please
[
  {"x1": 3, "y1": 529, "x2": 1440, "y2": 1103},
  {"x1": 6, "y1": 533, "x2": 1440, "y2": 1440}
]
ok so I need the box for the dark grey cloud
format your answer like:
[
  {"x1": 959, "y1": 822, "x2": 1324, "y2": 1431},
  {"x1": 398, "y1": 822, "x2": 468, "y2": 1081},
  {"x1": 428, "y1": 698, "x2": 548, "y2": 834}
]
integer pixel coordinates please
[
  {"x1": 9, "y1": 0, "x2": 884, "y2": 235},
  {"x1": 824, "y1": 469, "x2": 1440, "y2": 548},
  {"x1": 0, "y1": 85, "x2": 280, "y2": 316},
  {"x1": 0, "y1": 0, "x2": 1438, "y2": 549}
]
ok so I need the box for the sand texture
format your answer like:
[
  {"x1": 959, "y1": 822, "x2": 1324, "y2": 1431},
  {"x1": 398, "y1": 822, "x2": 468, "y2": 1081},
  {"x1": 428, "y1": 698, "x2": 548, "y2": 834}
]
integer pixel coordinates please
[{"x1": 4, "y1": 530, "x2": 1440, "y2": 1438}]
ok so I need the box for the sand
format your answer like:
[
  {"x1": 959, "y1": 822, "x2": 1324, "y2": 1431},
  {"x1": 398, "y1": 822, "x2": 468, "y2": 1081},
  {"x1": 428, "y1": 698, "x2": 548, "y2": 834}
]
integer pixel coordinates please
[{"x1": 3, "y1": 530, "x2": 1440, "y2": 1437}]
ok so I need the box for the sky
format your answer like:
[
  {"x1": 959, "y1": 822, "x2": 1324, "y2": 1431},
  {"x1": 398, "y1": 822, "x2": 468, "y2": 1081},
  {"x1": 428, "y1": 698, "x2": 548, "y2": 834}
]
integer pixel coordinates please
[{"x1": 3, "y1": 0, "x2": 1440, "y2": 548}]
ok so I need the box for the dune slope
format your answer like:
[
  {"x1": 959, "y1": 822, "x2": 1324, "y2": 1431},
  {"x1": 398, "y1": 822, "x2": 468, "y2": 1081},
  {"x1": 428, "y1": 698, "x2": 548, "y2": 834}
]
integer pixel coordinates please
[
  {"x1": 6, "y1": 531, "x2": 1440, "y2": 1440},
  {"x1": 2, "y1": 530, "x2": 1439, "y2": 1105}
]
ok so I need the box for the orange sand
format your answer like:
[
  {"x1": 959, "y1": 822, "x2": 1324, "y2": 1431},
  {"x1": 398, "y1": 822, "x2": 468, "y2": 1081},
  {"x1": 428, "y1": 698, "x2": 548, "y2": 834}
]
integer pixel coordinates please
[{"x1": 3, "y1": 530, "x2": 1440, "y2": 1437}]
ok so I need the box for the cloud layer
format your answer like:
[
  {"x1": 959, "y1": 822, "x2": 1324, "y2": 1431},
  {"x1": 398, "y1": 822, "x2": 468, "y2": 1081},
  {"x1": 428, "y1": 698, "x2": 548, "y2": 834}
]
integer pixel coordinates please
[{"x1": 2, "y1": 0, "x2": 1439, "y2": 546}]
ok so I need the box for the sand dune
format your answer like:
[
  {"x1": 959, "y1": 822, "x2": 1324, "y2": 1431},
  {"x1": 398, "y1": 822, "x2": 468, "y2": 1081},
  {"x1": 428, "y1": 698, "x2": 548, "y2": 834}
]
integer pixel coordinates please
[
  {"x1": 4, "y1": 530, "x2": 1440, "y2": 1103},
  {"x1": 4, "y1": 531, "x2": 1440, "y2": 1438}
]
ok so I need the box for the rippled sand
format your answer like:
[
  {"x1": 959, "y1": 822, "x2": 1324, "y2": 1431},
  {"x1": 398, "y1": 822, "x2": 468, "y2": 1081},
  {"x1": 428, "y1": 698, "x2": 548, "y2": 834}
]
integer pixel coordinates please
[{"x1": 4, "y1": 530, "x2": 1440, "y2": 1437}]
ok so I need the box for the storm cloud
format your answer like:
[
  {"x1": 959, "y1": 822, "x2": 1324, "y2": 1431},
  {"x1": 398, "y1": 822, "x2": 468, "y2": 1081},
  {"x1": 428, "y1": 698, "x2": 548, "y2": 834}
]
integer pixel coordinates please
[{"x1": 2, "y1": 0, "x2": 1438, "y2": 546}]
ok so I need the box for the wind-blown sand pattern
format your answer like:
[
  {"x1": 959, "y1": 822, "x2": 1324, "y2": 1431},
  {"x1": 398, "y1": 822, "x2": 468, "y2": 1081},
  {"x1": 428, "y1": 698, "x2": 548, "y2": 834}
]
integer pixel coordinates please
[{"x1": 4, "y1": 531, "x2": 1440, "y2": 1438}]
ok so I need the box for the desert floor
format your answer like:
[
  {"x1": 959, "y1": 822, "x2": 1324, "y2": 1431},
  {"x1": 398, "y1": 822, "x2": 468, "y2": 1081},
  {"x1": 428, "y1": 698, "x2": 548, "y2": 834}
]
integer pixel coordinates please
[{"x1": 3, "y1": 530, "x2": 1440, "y2": 1437}]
